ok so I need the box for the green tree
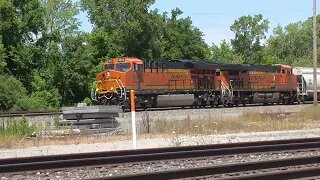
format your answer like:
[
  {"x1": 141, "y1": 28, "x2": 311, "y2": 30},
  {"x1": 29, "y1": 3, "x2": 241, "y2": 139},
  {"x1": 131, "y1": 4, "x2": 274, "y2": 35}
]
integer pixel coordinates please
[
  {"x1": 267, "y1": 21, "x2": 313, "y2": 66},
  {"x1": 42, "y1": 0, "x2": 80, "y2": 37},
  {"x1": 208, "y1": 40, "x2": 243, "y2": 64},
  {"x1": 230, "y1": 14, "x2": 269, "y2": 64},
  {"x1": 0, "y1": 75, "x2": 27, "y2": 111},
  {"x1": 82, "y1": 1, "x2": 208, "y2": 60},
  {"x1": 59, "y1": 34, "x2": 95, "y2": 104},
  {"x1": 160, "y1": 8, "x2": 208, "y2": 60},
  {"x1": 38, "y1": 0, "x2": 89, "y2": 106},
  {"x1": 39, "y1": 0, "x2": 80, "y2": 50},
  {"x1": 10, "y1": 44, "x2": 45, "y2": 90},
  {"x1": 82, "y1": 0, "x2": 155, "y2": 58},
  {"x1": 0, "y1": 38, "x2": 6, "y2": 73},
  {"x1": 0, "y1": 0, "x2": 44, "y2": 76},
  {"x1": 87, "y1": 29, "x2": 111, "y2": 64}
]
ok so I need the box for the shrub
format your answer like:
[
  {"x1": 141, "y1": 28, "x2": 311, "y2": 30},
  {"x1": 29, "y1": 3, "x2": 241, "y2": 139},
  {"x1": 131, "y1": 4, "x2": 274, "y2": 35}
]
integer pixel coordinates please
[
  {"x1": 82, "y1": 97, "x2": 92, "y2": 106},
  {"x1": 0, "y1": 75, "x2": 27, "y2": 111},
  {"x1": 15, "y1": 96, "x2": 49, "y2": 111},
  {"x1": 0, "y1": 117, "x2": 37, "y2": 137}
]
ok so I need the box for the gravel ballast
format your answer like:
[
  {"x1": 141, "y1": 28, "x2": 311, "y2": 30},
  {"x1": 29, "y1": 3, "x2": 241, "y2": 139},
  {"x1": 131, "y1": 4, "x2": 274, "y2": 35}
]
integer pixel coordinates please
[
  {"x1": 1, "y1": 128, "x2": 320, "y2": 159},
  {"x1": 3, "y1": 149, "x2": 320, "y2": 180}
]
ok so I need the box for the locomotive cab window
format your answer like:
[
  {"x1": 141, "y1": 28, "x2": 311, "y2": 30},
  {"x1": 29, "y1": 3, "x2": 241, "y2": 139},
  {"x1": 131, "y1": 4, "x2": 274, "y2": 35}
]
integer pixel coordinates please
[
  {"x1": 117, "y1": 63, "x2": 131, "y2": 72},
  {"x1": 134, "y1": 63, "x2": 143, "y2": 71},
  {"x1": 216, "y1": 69, "x2": 221, "y2": 76},
  {"x1": 161, "y1": 63, "x2": 165, "y2": 73},
  {"x1": 105, "y1": 64, "x2": 115, "y2": 70}
]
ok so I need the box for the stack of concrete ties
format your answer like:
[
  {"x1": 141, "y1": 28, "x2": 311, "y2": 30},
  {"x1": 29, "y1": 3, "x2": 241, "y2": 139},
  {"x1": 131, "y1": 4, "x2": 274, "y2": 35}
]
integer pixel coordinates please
[{"x1": 60, "y1": 105, "x2": 122, "y2": 131}]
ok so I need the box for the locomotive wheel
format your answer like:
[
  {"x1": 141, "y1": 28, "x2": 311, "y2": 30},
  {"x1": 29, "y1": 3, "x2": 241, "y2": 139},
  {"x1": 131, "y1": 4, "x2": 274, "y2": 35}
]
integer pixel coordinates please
[
  {"x1": 234, "y1": 100, "x2": 239, "y2": 107},
  {"x1": 99, "y1": 98, "x2": 108, "y2": 105},
  {"x1": 289, "y1": 98, "x2": 295, "y2": 105},
  {"x1": 141, "y1": 105, "x2": 147, "y2": 110},
  {"x1": 242, "y1": 101, "x2": 246, "y2": 107},
  {"x1": 299, "y1": 96, "x2": 305, "y2": 104},
  {"x1": 284, "y1": 98, "x2": 289, "y2": 105}
]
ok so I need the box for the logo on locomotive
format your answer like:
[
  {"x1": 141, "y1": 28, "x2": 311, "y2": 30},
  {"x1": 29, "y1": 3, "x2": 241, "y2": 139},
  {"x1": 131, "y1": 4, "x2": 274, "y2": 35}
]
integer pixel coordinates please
[
  {"x1": 249, "y1": 75, "x2": 265, "y2": 81},
  {"x1": 171, "y1": 74, "x2": 187, "y2": 79}
]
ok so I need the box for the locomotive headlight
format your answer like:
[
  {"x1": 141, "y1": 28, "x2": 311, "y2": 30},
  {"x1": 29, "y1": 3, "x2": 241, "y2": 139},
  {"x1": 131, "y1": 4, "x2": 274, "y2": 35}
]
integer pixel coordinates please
[{"x1": 107, "y1": 72, "x2": 110, "y2": 78}]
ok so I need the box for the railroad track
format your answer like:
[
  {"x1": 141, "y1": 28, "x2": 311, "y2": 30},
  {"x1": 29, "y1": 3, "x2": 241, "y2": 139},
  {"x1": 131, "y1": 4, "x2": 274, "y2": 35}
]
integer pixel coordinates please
[
  {"x1": 0, "y1": 111, "x2": 62, "y2": 117},
  {"x1": 102, "y1": 155, "x2": 320, "y2": 180},
  {"x1": 0, "y1": 103, "x2": 304, "y2": 118},
  {"x1": 0, "y1": 100, "x2": 315, "y2": 118},
  {"x1": 1, "y1": 138, "x2": 320, "y2": 179}
]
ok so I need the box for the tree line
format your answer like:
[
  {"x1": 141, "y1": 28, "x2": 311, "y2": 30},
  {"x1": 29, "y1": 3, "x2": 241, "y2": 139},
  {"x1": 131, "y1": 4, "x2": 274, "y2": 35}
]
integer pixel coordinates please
[{"x1": 0, "y1": 0, "x2": 318, "y2": 111}]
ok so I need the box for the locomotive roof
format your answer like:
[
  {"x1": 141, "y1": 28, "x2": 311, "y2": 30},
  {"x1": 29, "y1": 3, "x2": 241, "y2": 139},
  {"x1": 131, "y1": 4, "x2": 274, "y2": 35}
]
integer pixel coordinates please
[
  {"x1": 216, "y1": 64, "x2": 280, "y2": 72},
  {"x1": 144, "y1": 59, "x2": 217, "y2": 69},
  {"x1": 144, "y1": 59, "x2": 283, "y2": 72}
]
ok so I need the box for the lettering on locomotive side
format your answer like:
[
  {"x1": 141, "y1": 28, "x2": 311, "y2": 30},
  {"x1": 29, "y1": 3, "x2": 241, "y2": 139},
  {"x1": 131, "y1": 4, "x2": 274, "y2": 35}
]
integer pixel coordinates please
[
  {"x1": 249, "y1": 76, "x2": 265, "y2": 81},
  {"x1": 171, "y1": 74, "x2": 187, "y2": 79}
]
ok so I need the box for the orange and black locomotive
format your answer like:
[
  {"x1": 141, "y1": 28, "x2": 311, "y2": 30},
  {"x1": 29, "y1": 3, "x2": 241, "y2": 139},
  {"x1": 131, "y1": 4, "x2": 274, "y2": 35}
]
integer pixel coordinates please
[{"x1": 92, "y1": 57, "x2": 298, "y2": 109}]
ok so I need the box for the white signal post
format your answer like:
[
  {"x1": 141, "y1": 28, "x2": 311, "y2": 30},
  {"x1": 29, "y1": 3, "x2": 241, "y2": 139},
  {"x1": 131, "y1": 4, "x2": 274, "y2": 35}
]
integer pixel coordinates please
[
  {"x1": 313, "y1": 0, "x2": 318, "y2": 106},
  {"x1": 130, "y1": 90, "x2": 137, "y2": 149}
]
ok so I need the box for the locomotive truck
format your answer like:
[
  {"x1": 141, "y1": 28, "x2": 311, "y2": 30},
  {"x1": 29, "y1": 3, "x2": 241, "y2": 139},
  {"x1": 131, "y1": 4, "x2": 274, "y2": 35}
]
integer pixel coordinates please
[{"x1": 91, "y1": 57, "x2": 303, "y2": 110}]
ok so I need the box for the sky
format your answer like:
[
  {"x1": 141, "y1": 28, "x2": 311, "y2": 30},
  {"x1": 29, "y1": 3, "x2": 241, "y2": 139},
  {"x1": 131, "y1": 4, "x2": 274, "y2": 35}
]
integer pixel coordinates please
[{"x1": 77, "y1": 0, "x2": 319, "y2": 45}]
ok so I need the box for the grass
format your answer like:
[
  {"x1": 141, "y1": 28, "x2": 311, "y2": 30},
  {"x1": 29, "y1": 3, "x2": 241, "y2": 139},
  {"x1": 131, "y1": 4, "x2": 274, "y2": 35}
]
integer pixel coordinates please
[
  {"x1": 0, "y1": 116, "x2": 38, "y2": 148},
  {"x1": 151, "y1": 106, "x2": 320, "y2": 136},
  {"x1": 0, "y1": 115, "x2": 132, "y2": 149}
]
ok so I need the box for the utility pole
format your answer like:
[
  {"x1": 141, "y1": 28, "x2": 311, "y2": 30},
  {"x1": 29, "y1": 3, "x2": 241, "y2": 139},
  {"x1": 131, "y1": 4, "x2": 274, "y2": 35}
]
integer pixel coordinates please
[{"x1": 313, "y1": 0, "x2": 318, "y2": 106}]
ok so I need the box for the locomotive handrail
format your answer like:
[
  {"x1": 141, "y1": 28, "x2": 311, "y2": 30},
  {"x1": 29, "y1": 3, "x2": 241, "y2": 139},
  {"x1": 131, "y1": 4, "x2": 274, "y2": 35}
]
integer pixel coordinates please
[
  {"x1": 114, "y1": 79, "x2": 122, "y2": 97},
  {"x1": 220, "y1": 81, "x2": 230, "y2": 96},
  {"x1": 229, "y1": 80, "x2": 234, "y2": 98},
  {"x1": 115, "y1": 78, "x2": 126, "y2": 100},
  {"x1": 220, "y1": 80, "x2": 234, "y2": 104}
]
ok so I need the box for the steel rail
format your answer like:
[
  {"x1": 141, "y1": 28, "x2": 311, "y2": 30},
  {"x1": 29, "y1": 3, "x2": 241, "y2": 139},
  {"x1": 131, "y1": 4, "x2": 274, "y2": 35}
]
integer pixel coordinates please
[
  {"x1": 1, "y1": 138, "x2": 320, "y2": 174},
  {"x1": 0, "y1": 111, "x2": 62, "y2": 117},
  {"x1": 227, "y1": 166, "x2": 320, "y2": 180},
  {"x1": 1, "y1": 137, "x2": 319, "y2": 165},
  {"x1": 96, "y1": 155, "x2": 320, "y2": 180}
]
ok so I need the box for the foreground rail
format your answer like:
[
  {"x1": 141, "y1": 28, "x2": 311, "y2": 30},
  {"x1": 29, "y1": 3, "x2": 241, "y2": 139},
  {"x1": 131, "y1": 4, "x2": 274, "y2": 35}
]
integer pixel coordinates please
[
  {"x1": 1, "y1": 138, "x2": 320, "y2": 176},
  {"x1": 100, "y1": 155, "x2": 320, "y2": 180}
]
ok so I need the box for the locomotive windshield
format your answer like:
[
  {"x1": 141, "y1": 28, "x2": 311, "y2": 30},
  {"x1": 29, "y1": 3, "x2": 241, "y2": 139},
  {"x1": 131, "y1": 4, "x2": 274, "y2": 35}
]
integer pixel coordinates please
[
  {"x1": 105, "y1": 64, "x2": 115, "y2": 70},
  {"x1": 117, "y1": 63, "x2": 131, "y2": 72}
]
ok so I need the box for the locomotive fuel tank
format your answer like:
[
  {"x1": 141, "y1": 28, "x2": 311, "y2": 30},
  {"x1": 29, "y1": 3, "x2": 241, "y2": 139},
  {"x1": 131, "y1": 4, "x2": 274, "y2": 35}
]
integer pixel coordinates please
[
  {"x1": 156, "y1": 94, "x2": 194, "y2": 107},
  {"x1": 253, "y1": 93, "x2": 280, "y2": 103},
  {"x1": 294, "y1": 67, "x2": 320, "y2": 100}
]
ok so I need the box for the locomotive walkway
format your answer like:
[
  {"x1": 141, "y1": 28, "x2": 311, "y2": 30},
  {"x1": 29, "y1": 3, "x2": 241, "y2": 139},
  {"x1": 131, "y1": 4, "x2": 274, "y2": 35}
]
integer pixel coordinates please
[{"x1": 1, "y1": 138, "x2": 320, "y2": 179}]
